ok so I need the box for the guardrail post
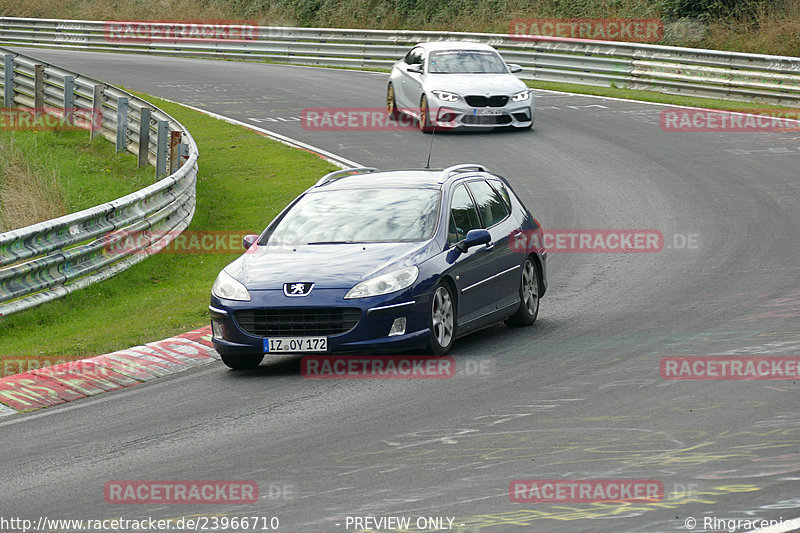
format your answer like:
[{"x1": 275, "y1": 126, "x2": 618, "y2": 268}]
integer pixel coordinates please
[
  {"x1": 156, "y1": 119, "x2": 168, "y2": 177},
  {"x1": 115, "y1": 96, "x2": 128, "y2": 153},
  {"x1": 138, "y1": 107, "x2": 151, "y2": 168},
  {"x1": 90, "y1": 84, "x2": 103, "y2": 140},
  {"x1": 34, "y1": 64, "x2": 44, "y2": 117},
  {"x1": 63, "y1": 75, "x2": 74, "y2": 125},
  {"x1": 178, "y1": 143, "x2": 188, "y2": 164},
  {"x1": 3, "y1": 54, "x2": 14, "y2": 107},
  {"x1": 169, "y1": 130, "x2": 181, "y2": 173}
]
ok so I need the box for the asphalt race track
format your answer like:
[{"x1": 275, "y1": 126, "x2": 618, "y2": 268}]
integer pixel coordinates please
[{"x1": 2, "y1": 48, "x2": 799, "y2": 532}]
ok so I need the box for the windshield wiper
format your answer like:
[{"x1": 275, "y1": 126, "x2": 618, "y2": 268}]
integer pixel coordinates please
[{"x1": 306, "y1": 240, "x2": 356, "y2": 245}]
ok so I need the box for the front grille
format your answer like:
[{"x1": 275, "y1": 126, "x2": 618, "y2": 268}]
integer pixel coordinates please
[
  {"x1": 462, "y1": 115, "x2": 513, "y2": 125},
  {"x1": 465, "y1": 95, "x2": 509, "y2": 107},
  {"x1": 234, "y1": 308, "x2": 361, "y2": 336}
]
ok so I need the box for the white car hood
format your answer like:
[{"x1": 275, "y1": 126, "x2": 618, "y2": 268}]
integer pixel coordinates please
[{"x1": 422, "y1": 73, "x2": 527, "y2": 96}]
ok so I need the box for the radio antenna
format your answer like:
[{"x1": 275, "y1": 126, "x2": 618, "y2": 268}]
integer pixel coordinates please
[{"x1": 424, "y1": 126, "x2": 436, "y2": 169}]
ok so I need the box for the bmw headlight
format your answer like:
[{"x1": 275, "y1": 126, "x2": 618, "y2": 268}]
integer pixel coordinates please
[
  {"x1": 511, "y1": 90, "x2": 531, "y2": 102},
  {"x1": 212, "y1": 269, "x2": 251, "y2": 301},
  {"x1": 431, "y1": 90, "x2": 461, "y2": 103},
  {"x1": 344, "y1": 266, "x2": 419, "y2": 299}
]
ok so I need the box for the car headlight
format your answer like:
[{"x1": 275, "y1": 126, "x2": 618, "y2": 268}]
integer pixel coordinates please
[
  {"x1": 512, "y1": 90, "x2": 531, "y2": 102},
  {"x1": 431, "y1": 90, "x2": 461, "y2": 103},
  {"x1": 344, "y1": 266, "x2": 419, "y2": 299},
  {"x1": 212, "y1": 269, "x2": 251, "y2": 301}
]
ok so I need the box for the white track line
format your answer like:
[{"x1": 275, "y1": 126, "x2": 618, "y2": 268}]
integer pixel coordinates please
[{"x1": 156, "y1": 97, "x2": 361, "y2": 169}]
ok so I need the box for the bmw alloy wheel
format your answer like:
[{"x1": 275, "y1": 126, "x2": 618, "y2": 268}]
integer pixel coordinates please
[
  {"x1": 387, "y1": 83, "x2": 399, "y2": 120},
  {"x1": 419, "y1": 95, "x2": 433, "y2": 133}
]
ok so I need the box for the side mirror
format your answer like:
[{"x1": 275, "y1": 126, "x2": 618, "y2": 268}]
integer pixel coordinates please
[
  {"x1": 456, "y1": 229, "x2": 491, "y2": 253},
  {"x1": 407, "y1": 64, "x2": 423, "y2": 74},
  {"x1": 508, "y1": 63, "x2": 523, "y2": 73},
  {"x1": 242, "y1": 234, "x2": 259, "y2": 250}
]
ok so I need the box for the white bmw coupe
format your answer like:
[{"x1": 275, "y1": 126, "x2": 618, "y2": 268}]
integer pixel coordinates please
[{"x1": 387, "y1": 41, "x2": 535, "y2": 132}]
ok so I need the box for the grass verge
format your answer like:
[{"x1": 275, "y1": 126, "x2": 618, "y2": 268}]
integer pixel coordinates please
[
  {"x1": 0, "y1": 135, "x2": 65, "y2": 233},
  {"x1": 0, "y1": 126, "x2": 153, "y2": 232},
  {"x1": 0, "y1": 93, "x2": 336, "y2": 360}
]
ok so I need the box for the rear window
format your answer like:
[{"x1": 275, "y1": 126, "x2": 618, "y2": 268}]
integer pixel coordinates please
[{"x1": 265, "y1": 188, "x2": 440, "y2": 245}]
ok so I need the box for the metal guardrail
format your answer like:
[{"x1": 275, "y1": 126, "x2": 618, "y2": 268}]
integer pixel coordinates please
[
  {"x1": 0, "y1": 45, "x2": 198, "y2": 316},
  {"x1": 0, "y1": 17, "x2": 799, "y2": 104}
]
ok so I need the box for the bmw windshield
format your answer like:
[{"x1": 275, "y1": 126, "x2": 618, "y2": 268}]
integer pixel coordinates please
[
  {"x1": 264, "y1": 188, "x2": 441, "y2": 245},
  {"x1": 428, "y1": 50, "x2": 508, "y2": 74}
]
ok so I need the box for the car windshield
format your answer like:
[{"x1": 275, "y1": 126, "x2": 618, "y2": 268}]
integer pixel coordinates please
[
  {"x1": 428, "y1": 50, "x2": 508, "y2": 74},
  {"x1": 265, "y1": 188, "x2": 440, "y2": 245}
]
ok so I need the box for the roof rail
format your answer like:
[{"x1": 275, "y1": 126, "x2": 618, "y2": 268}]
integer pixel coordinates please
[
  {"x1": 314, "y1": 167, "x2": 379, "y2": 187},
  {"x1": 438, "y1": 164, "x2": 488, "y2": 183}
]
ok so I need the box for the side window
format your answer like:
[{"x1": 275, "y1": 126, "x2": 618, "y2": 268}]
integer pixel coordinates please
[
  {"x1": 448, "y1": 184, "x2": 481, "y2": 246},
  {"x1": 488, "y1": 179, "x2": 512, "y2": 211},
  {"x1": 405, "y1": 47, "x2": 422, "y2": 65},
  {"x1": 468, "y1": 180, "x2": 510, "y2": 228}
]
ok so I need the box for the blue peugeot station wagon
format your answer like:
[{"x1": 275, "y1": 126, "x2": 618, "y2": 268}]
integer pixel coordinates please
[{"x1": 209, "y1": 165, "x2": 547, "y2": 369}]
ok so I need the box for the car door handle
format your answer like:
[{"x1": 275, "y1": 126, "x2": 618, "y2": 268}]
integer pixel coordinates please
[{"x1": 484, "y1": 242, "x2": 495, "y2": 253}]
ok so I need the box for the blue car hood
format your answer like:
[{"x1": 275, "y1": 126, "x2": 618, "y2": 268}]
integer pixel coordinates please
[{"x1": 227, "y1": 241, "x2": 436, "y2": 290}]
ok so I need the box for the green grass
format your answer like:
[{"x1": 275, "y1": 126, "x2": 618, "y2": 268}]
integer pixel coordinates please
[
  {"x1": 0, "y1": 93, "x2": 336, "y2": 358},
  {"x1": 0, "y1": 125, "x2": 155, "y2": 232},
  {"x1": 7, "y1": 129, "x2": 155, "y2": 211}
]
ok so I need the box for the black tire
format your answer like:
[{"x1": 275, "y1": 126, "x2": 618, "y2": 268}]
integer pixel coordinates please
[
  {"x1": 419, "y1": 95, "x2": 434, "y2": 133},
  {"x1": 427, "y1": 282, "x2": 456, "y2": 354},
  {"x1": 220, "y1": 353, "x2": 264, "y2": 370},
  {"x1": 386, "y1": 83, "x2": 400, "y2": 120},
  {"x1": 505, "y1": 257, "x2": 541, "y2": 327}
]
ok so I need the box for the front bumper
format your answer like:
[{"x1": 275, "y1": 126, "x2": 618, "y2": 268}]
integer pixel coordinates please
[
  {"x1": 209, "y1": 288, "x2": 433, "y2": 356},
  {"x1": 429, "y1": 98, "x2": 534, "y2": 129}
]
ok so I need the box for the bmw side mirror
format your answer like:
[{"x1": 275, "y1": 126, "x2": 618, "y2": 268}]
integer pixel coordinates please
[
  {"x1": 456, "y1": 229, "x2": 491, "y2": 253},
  {"x1": 407, "y1": 64, "x2": 423, "y2": 74},
  {"x1": 508, "y1": 64, "x2": 523, "y2": 73},
  {"x1": 243, "y1": 234, "x2": 259, "y2": 250}
]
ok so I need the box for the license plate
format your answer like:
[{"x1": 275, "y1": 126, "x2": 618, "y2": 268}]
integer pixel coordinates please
[
  {"x1": 264, "y1": 337, "x2": 328, "y2": 353},
  {"x1": 474, "y1": 108, "x2": 503, "y2": 116}
]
